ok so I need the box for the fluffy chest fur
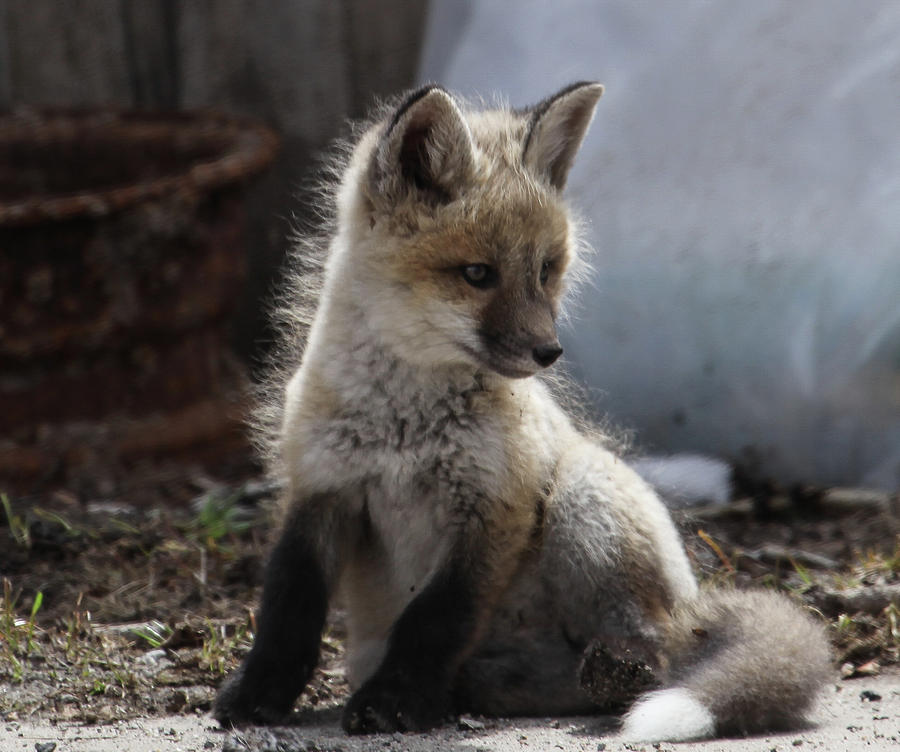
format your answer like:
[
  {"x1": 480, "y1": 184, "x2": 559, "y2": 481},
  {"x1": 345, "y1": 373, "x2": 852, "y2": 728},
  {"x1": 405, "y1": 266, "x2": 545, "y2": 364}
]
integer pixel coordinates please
[{"x1": 282, "y1": 312, "x2": 536, "y2": 522}]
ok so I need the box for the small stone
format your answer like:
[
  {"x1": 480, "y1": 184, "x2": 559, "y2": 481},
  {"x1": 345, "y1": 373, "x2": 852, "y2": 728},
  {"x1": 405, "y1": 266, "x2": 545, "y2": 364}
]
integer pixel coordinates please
[
  {"x1": 457, "y1": 715, "x2": 485, "y2": 731},
  {"x1": 35, "y1": 744, "x2": 57, "y2": 752},
  {"x1": 597, "y1": 744, "x2": 606, "y2": 751},
  {"x1": 222, "y1": 736, "x2": 252, "y2": 752},
  {"x1": 136, "y1": 649, "x2": 170, "y2": 667},
  {"x1": 860, "y1": 690, "x2": 882, "y2": 702},
  {"x1": 855, "y1": 660, "x2": 880, "y2": 677},
  {"x1": 165, "y1": 689, "x2": 188, "y2": 713},
  {"x1": 841, "y1": 660, "x2": 881, "y2": 679}
]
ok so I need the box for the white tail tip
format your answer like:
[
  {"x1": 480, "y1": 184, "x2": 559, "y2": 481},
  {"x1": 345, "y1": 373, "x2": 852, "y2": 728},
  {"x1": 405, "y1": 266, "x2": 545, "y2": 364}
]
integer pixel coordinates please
[{"x1": 621, "y1": 687, "x2": 716, "y2": 742}]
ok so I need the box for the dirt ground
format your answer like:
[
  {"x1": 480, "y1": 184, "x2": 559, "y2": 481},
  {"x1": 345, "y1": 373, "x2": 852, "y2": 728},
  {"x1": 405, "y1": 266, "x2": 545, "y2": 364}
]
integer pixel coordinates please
[
  {"x1": 2, "y1": 671, "x2": 899, "y2": 752},
  {"x1": 1, "y1": 473, "x2": 898, "y2": 751}
]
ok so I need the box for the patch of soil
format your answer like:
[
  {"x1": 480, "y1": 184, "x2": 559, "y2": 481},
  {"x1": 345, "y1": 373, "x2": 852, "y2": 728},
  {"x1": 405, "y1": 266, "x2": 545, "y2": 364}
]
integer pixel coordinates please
[
  {"x1": 0, "y1": 479, "x2": 349, "y2": 724},
  {"x1": 1, "y1": 477, "x2": 897, "y2": 729},
  {"x1": 678, "y1": 486, "x2": 900, "y2": 668}
]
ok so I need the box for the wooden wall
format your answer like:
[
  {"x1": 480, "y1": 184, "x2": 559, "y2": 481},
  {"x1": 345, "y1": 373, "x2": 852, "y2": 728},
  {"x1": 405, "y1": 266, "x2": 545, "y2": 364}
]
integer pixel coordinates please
[{"x1": 0, "y1": 0, "x2": 429, "y2": 360}]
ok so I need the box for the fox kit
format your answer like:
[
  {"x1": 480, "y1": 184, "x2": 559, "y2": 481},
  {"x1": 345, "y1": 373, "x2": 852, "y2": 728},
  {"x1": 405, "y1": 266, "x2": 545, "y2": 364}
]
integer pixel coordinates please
[{"x1": 214, "y1": 83, "x2": 830, "y2": 742}]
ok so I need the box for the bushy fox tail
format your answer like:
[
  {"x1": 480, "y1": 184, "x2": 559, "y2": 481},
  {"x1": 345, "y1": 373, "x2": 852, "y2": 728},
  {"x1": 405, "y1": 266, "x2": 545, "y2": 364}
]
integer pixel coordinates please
[{"x1": 621, "y1": 589, "x2": 831, "y2": 742}]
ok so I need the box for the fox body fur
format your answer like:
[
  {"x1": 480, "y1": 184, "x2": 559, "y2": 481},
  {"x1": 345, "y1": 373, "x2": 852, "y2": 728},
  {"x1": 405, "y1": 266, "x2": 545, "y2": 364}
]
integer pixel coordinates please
[{"x1": 214, "y1": 83, "x2": 830, "y2": 742}]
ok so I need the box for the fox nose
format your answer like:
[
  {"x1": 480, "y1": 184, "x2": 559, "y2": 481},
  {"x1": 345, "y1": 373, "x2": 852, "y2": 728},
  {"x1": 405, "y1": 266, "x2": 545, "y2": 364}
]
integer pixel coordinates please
[{"x1": 532, "y1": 343, "x2": 563, "y2": 368}]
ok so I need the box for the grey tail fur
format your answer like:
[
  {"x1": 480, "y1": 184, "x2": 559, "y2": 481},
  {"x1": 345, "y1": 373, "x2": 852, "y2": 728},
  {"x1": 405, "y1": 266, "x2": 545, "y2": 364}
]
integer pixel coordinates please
[{"x1": 622, "y1": 589, "x2": 831, "y2": 742}]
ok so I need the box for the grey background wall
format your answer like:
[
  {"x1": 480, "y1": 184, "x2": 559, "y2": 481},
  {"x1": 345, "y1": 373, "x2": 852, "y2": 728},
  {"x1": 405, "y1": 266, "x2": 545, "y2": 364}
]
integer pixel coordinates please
[
  {"x1": 0, "y1": 0, "x2": 429, "y2": 360},
  {"x1": 6, "y1": 1, "x2": 898, "y2": 490},
  {"x1": 420, "y1": 0, "x2": 900, "y2": 489}
]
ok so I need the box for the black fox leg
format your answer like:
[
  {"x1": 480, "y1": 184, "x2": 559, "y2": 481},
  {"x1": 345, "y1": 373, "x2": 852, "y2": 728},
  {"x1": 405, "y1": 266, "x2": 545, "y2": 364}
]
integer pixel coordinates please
[
  {"x1": 214, "y1": 503, "x2": 333, "y2": 726},
  {"x1": 342, "y1": 556, "x2": 478, "y2": 734}
]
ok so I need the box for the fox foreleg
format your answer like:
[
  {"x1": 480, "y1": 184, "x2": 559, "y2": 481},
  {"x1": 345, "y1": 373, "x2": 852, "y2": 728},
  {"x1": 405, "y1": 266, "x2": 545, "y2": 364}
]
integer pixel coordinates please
[
  {"x1": 342, "y1": 511, "x2": 526, "y2": 735},
  {"x1": 341, "y1": 552, "x2": 477, "y2": 732},
  {"x1": 213, "y1": 497, "x2": 343, "y2": 726}
]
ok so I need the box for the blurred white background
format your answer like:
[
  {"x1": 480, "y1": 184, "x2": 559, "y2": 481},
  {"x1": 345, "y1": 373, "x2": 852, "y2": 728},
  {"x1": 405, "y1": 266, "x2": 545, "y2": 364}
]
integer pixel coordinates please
[{"x1": 421, "y1": 0, "x2": 900, "y2": 490}]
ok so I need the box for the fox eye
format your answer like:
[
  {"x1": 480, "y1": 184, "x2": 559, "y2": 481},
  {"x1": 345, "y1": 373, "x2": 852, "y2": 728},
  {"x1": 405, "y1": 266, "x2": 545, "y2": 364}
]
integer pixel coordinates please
[
  {"x1": 461, "y1": 263, "x2": 498, "y2": 289},
  {"x1": 540, "y1": 261, "x2": 552, "y2": 285}
]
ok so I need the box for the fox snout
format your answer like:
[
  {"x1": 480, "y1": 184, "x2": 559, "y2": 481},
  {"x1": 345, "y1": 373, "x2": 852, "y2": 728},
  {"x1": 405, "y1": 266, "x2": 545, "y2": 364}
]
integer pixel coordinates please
[
  {"x1": 475, "y1": 292, "x2": 564, "y2": 377},
  {"x1": 532, "y1": 342, "x2": 563, "y2": 367},
  {"x1": 476, "y1": 319, "x2": 563, "y2": 377}
]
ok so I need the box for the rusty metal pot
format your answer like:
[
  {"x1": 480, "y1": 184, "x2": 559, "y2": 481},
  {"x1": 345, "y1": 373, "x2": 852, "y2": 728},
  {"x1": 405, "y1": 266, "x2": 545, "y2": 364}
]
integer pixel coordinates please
[{"x1": 0, "y1": 109, "x2": 279, "y2": 497}]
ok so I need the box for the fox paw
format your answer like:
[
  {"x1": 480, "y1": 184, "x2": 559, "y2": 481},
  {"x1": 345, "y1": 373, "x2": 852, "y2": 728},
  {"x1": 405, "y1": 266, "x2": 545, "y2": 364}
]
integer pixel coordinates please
[
  {"x1": 579, "y1": 639, "x2": 659, "y2": 711},
  {"x1": 342, "y1": 677, "x2": 451, "y2": 734},
  {"x1": 213, "y1": 666, "x2": 294, "y2": 728}
]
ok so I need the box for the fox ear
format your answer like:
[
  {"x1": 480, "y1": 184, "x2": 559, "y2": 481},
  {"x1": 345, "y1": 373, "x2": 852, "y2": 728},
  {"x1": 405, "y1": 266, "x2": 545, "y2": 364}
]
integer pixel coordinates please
[
  {"x1": 370, "y1": 85, "x2": 476, "y2": 205},
  {"x1": 523, "y1": 82, "x2": 604, "y2": 190}
]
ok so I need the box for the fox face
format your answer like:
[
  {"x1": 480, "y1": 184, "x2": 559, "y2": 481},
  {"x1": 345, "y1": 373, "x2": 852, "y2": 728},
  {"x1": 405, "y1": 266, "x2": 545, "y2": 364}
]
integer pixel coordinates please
[
  {"x1": 374, "y1": 193, "x2": 573, "y2": 379},
  {"x1": 345, "y1": 83, "x2": 603, "y2": 379}
]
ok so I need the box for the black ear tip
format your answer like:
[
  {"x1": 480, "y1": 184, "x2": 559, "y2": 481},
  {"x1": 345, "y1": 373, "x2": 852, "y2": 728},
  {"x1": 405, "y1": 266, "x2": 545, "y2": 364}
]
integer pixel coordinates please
[
  {"x1": 416, "y1": 82, "x2": 450, "y2": 96},
  {"x1": 556, "y1": 81, "x2": 604, "y2": 104},
  {"x1": 527, "y1": 81, "x2": 603, "y2": 125},
  {"x1": 405, "y1": 83, "x2": 450, "y2": 106},
  {"x1": 388, "y1": 84, "x2": 452, "y2": 133},
  {"x1": 568, "y1": 80, "x2": 604, "y2": 92}
]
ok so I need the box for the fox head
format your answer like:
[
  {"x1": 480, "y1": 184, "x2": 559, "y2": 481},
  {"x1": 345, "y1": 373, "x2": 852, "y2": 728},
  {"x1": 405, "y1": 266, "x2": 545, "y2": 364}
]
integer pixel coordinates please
[{"x1": 337, "y1": 82, "x2": 602, "y2": 379}]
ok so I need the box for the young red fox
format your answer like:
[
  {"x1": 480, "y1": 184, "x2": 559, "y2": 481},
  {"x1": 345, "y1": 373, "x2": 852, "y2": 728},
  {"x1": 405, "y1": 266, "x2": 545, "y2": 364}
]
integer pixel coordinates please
[{"x1": 214, "y1": 83, "x2": 830, "y2": 742}]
